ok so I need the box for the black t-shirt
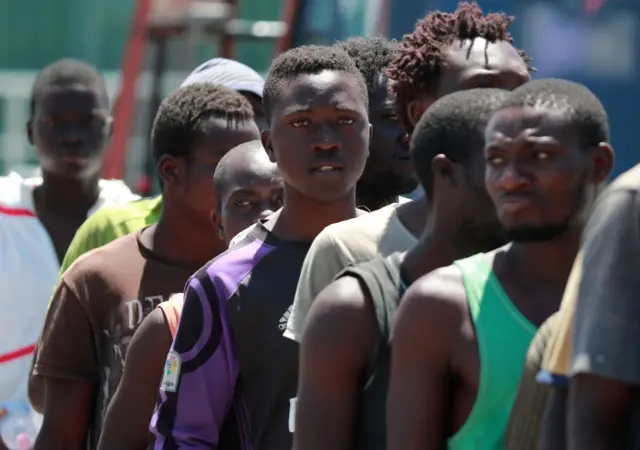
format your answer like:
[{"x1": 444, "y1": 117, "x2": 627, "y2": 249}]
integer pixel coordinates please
[{"x1": 152, "y1": 222, "x2": 311, "y2": 450}]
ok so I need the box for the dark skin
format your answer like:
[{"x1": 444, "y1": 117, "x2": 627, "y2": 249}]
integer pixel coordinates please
[
  {"x1": 295, "y1": 130, "x2": 509, "y2": 450},
  {"x1": 261, "y1": 70, "x2": 371, "y2": 241},
  {"x1": 567, "y1": 375, "x2": 634, "y2": 450},
  {"x1": 28, "y1": 83, "x2": 112, "y2": 262},
  {"x1": 355, "y1": 75, "x2": 415, "y2": 211},
  {"x1": 211, "y1": 149, "x2": 284, "y2": 244},
  {"x1": 33, "y1": 118, "x2": 259, "y2": 450},
  {"x1": 387, "y1": 106, "x2": 613, "y2": 450},
  {"x1": 396, "y1": 37, "x2": 531, "y2": 238}
]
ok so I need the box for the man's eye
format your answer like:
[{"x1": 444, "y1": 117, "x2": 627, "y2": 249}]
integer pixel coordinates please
[
  {"x1": 338, "y1": 117, "x2": 356, "y2": 125},
  {"x1": 534, "y1": 151, "x2": 550, "y2": 161},
  {"x1": 487, "y1": 156, "x2": 505, "y2": 166},
  {"x1": 234, "y1": 200, "x2": 252, "y2": 208},
  {"x1": 291, "y1": 118, "x2": 310, "y2": 128}
]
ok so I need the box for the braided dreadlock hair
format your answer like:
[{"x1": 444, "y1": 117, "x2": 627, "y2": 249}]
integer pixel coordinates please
[{"x1": 386, "y1": 1, "x2": 535, "y2": 132}]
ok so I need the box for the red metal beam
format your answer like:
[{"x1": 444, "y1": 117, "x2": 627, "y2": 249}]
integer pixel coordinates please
[
  {"x1": 275, "y1": 0, "x2": 300, "y2": 56},
  {"x1": 103, "y1": 0, "x2": 153, "y2": 179}
]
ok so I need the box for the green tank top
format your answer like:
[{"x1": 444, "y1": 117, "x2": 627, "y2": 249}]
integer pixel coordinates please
[{"x1": 449, "y1": 253, "x2": 537, "y2": 450}]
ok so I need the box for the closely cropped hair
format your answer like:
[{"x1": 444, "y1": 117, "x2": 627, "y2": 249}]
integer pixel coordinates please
[
  {"x1": 151, "y1": 83, "x2": 255, "y2": 162},
  {"x1": 411, "y1": 88, "x2": 510, "y2": 195},
  {"x1": 387, "y1": 1, "x2": 534, "y2": 130},
  {"x1": 335, "y1": 36, "x2": 398, "y2": 95},
  {"x1": 263, "y1": 45, "x2": 368, "y2": 123},
  {"x1": 30, "y1": 58, "x2": 108, "y2": 117},
  {"x1": 500, "y1": 78, "x2": 610, "y2": 148},
  {"x1": 213, "y1": 140, "x2": 266, "y2": 204}
]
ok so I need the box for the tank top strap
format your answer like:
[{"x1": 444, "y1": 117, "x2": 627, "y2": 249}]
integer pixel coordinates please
[
  {"x1": 450, "y1": 253, "x2": 537, "y2": 450},
  {"x1": 339, "y1": 252, "x2": 405, "y2": 340},
  {"x1": 157, "y1": 293, "x2": 185, "y2": 339}
]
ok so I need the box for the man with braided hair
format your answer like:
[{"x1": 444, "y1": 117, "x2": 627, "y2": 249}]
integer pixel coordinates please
[{"x1": 387, "y1": 0, "x2": 535, "y2": 235}]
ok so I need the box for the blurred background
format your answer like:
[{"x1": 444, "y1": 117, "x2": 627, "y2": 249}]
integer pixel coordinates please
[{"x1": 0, "y1": 0, "x2": 636, "y2": 193}]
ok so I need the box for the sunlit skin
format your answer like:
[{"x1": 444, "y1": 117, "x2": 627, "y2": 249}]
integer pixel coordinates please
[
  {"x1": 262, "y1": 70, "x2": 371, "y2": 241},
  {"x1": 386, "y1": 105, "x2": 612, "y2": 450},
  {"x1": 397, "y1": 37, "x2": 532, "y2": 238},
  {"x1": 212, "y1": 149, "x2": 284, "y2": 244}
]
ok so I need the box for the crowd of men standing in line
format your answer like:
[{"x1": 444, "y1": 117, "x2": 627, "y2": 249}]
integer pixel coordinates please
[{"x1": 0, "y1": 1, "x2": 637, "y2": 449}]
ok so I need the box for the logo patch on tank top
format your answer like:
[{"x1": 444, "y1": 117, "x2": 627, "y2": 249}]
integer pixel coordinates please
[{"x1": 161, "y1": 351, "x2": 181, "y2": 392}]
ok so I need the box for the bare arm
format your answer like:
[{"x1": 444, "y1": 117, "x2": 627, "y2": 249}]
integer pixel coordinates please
[
  {"x1": 98, "y1": 308, "x2": 173, "y2": 450},
  {"x1": 34, "y1": 378, "x2": 94, "y2": 450},
  {"x1": 294, "y1": 276, "x2": 376, "y2": 450},
  {"x1": 387, "y1": 268, "x2": 463, "y2": 450}
]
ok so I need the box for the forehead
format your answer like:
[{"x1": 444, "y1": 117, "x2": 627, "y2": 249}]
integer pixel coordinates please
[
  {"x1": 35, "y1": 83, "x2": 107, "y2": 114},
  {"x1": 486, "y1": 106, "x2": 576, "y2": 142},
  {"x1": 223, "y1": 152, "x2": 281, "y2": 190},
  {"x1": 274, "y1": 71, "x2": 367, "y2": 116},
  {"x1": 438, "y1": 38, "x2": 529, "y2": 94},
  {"x1": 194, "y1": 118, "x2": 260, "y2": 154}
]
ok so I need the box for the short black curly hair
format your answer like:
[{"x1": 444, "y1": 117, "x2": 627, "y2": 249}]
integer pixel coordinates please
[
  {"x1": 411, "y1": 87, "x2": 510, "y2": 196},
  {"x1": 263, "y1": 45, "x2": 369, "y2": 124},
  {"x1": 335, "y1": 36, "x2": 397, "y2": 96},
  {"x1": 151, "y1": 83, "x2": 255, "y2": 162},
  {"x1": 30, "y1": 58, "x2": 108, "y2": 118},
  {"x1": 498, "y1": 78, "x2": 610, "y2": 149},
  {"x1": 387, "y1": 1, "x2": 534, "y2": 131}
]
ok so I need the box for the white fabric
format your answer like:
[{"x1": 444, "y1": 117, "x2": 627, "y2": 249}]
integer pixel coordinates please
[{"x1": 0, "y1": 172, "x2": 138, "y2": 406}]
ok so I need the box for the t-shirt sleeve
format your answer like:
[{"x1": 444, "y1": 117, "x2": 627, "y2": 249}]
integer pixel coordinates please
[
  {"x1": 285, "y1": 229, "x2": 352, "y2": 342},
  {"x1": 33, "y1": 278, "x2": 98, "y2": 382},
  {"x1": 151, "y1": 276, "x2": 239, "y2": 449},
  {"x1": 571, "y1": 189, "x2": 640, "y2": 384},
  {"x1": 505, "y1": 313, "x2": 558, "y2": 450},
  {"x1": 59, "y1": 210, "x2": 118, "y2": 276},
  {"x1": 537, "y1": 252, "x2": 582, "y2": 385}
]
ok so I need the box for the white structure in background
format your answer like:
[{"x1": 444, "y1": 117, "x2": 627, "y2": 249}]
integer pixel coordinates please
[{"x1": 0, "y1": 71, "x2": 190, "y2": 182}]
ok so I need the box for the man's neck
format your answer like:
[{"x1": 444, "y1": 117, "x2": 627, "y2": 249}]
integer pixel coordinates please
[
  {"x1": 402, "y1": 214, "x2": 487, "y2": 283},
  {"x1": 498, "y1": 230, "x2": 582, "y2": 284},
  {"x1": 147, "y1": 205, "x2": 226, "y2": 268},
  {"x1": 272, "y1": 186, "x2": 360, "y2": 241},
  {"x1": 34, "y1": 171, "x2": 100, "y2": 216}
]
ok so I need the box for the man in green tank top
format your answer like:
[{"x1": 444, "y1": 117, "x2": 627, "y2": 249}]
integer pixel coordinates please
[
  {"x1": 387, "y1": 79, "x2": 613, "y2": 450},
  {"x1": 295, "y1": 88, "x2": 513, "y2": 450}
]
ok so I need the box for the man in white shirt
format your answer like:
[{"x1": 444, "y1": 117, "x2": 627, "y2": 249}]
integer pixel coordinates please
[{"x1": 0, "y1": 59, "x2": 137, "y2": 418}]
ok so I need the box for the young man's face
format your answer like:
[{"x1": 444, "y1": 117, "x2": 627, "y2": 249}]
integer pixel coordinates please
[
  {"x1": 407, "y1": 38, "x2": 531, "y2": 130},
  {"x1": 213, "y1": 150, "x2": 284, "y2": 244},
  {"x1": 263, "y1": 70, "x2": 371, "y2": 204},
  {"x1": 167, "y1": 117, "x2": 261, "y2": 218},
  {"x1": 28, "y1": 83, "x2": 111, "y2": 179},
  {"x1": 484, "y1": 106, "x2": 611, "y2": 242},
  {"x1": 357, "y1": 75, "x2": 417, "y2": 200}
]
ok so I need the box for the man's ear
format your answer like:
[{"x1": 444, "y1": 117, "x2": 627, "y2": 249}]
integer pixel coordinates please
[
  {"x1": 157, "y1": 155, "x2": 182, "y2": 188},
  {"x1": 431, "y1": 154, "x2": 464, "y2": 190},
  {"x1": 211, "y1": 209, "x2": 225, "y2": 241},
  {"x1": 261, "y1": 129, "x2": 276, "y2": 163},
  {"x1": 27, "y1": 120, "x2": 34, "y2": 145},
  {"x1": 589, "y1": 142, "x2": 614, "y2": 184},
  {"x1": 407, "y1": 97, "x2": 434, "y2": 128}
]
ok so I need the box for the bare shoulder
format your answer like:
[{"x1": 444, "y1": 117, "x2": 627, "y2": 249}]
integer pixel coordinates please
[
  {"x1": 306, "y1": 276, "x2": 372, "y2": 334},
  {"x1": 302, "y1": 275, "x2": 375, "y2": 354},
  {"x1": 396, "y1": 265, "x2": 468, "y2": 336}
]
